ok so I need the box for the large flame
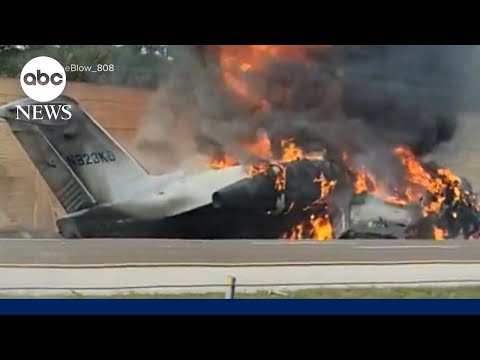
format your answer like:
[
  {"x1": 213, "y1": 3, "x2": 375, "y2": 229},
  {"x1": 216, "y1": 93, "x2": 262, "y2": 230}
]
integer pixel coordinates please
[
  {"x1": 203, "y1": 45, "x2": 479, "y2": 241},
  {"x1": 346, "y1": 146, "x2": 470, "y2": 220},
  {"x1": 206, "y1": 45, "x2": 328, "y2": 171},
  {"x1": 284, "y1": 214, "x2": 333, "y2": 241},
  {"x1": 284, "y1": 172, "x2": 337, "y2": 241},
  {"x1": 216, "y1": 45, "x2": 329, "y2": 107},
  {"x1": 209, "y1": 133, "x2": 476, "y2": 241}
]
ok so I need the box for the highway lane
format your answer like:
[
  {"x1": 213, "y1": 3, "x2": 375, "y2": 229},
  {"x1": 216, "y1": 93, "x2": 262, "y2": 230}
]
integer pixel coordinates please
[
  {"x1": 2, "y1": 264, "x2": 480, "y2": 297},
  {"x1": 0, "y1": 239, "x2": 480, "y2": 266}
]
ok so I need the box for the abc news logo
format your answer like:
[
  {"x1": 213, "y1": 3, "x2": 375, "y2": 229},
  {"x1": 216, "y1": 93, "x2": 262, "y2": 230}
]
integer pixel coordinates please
[
  {"x1": 23, "y1": 69, "x2": 64, "y2": 86},
  {"x1": 17, "y1": 56, "x2": 72, "y2": 123},
  {"x1": 15, "y1": 104, "x2": 72, "y2": 122}
]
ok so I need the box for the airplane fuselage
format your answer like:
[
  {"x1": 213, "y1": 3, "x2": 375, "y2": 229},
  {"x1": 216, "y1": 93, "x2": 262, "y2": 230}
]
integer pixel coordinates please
[
  {"x1": 54, "y1": 164, "x2": 283, "y2": 238},
  {"x1": 55, "y1": 202, "x2": 288, "y2": 239}
]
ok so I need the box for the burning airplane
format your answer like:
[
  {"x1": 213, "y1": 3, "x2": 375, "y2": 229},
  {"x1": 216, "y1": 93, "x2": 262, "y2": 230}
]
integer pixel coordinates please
[
  {"x1": 160, "y1": 45, "x2": 480, "y2": 240},
  {"x1": 0, "y1": 45, "x2": 479, "y2": 240}
]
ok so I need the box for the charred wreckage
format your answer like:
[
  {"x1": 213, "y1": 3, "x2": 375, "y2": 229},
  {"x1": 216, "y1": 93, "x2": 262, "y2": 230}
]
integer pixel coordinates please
[
  {"x1": 181, "y1": 45, "x2": 480, "y2": 241},
  {"x1": 211, "y1": 147, "x2": 480, "y2": 240}
]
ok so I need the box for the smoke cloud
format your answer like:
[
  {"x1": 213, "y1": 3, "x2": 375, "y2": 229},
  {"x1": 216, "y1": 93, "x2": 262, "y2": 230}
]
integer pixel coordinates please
[
  {"x1": 134, "y1": 45, "x2": 479, "y2": 174},
  {"x1": 338, "y1": 45, "x2": 474, "y2": 154}
]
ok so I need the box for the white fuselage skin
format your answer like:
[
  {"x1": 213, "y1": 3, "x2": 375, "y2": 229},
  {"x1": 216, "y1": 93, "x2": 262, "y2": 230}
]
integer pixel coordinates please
[{"x1": 62, "y1": 165, "x2": 250, "y2": 222}]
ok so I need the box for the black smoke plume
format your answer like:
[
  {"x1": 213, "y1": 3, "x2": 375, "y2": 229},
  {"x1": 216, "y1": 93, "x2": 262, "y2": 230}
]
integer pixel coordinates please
[
  {"x1": 335, "y1": 45, "x2": 474, "y2": 155},
  {"x1": 136, "y1": 45, "x2": 477, "y2": 174}
]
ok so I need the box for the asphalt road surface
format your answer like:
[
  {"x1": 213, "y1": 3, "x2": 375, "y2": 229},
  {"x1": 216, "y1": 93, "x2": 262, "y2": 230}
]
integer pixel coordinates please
[{"x1": 1, "y1": 239, "x2": 480, "y2": 266}]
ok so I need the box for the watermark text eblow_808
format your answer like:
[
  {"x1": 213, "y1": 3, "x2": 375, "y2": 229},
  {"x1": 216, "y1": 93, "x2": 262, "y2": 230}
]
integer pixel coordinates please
[{"x1": 64, "y1": 64, "x2": 115, "y2": 73}]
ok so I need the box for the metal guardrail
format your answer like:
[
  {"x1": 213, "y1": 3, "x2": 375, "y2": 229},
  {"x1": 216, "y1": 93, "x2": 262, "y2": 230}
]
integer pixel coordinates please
[{"x1": 0, "y1": 277, "x2": 480, "y2": 298}]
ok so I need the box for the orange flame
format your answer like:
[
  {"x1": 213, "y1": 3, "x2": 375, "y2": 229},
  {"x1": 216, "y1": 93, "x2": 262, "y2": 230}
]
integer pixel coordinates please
[
  {"x1": 433, "y1": 226, "x2": 446, "y2": 241},
  {"x1": 247, "y1": 162, "x2": 270, "y2": 177},
  {"x1": 284, "y1": 214, "x2": 333, "y2": 241},
  {"x1": 310, "y1": 215, "x2": 334, "y2": 241},
  {"x1": 241, "y1": 129, "x2": 272, "y2": 160},
  {"x1": 285, "y1": 172, "x2": 336, "y2": 241},
  {"x1": 346, "y1": 146, "x2": 468, "y2": 217},
  {"x1": 340, "y1": 145, "x2": 480, "y2": 239},
  {"x1": 351, "y1": 167, "x2": 408, "y2": 206},
  {"x1": 315, "y1": 173, "x2": 337, "y2": 200},
  {"x1": 216, "y1": 45, "x2": 329, "y2": 106},
  {"x1": 287, "y1": 223, "x2": 305, "y2": 240},
  {"x1": 210, "y1": 139, "x2": 475, "y2": 240},
  {"x1": 280, "y1": 139, "x2": 324, "y2": 163},
  {"x1": 208, "y1": 137, "x2": 323, "y2": 171},
  {"x1": 205, "y1": 45, "x2": 479, "y2": 241},
  {"x1": 281, "y1": 139, "x2": 304, "y2": 163},
  {"x1": 273, "y1": 164, "x2": 287, "y2": 192},
  {"x1": 208, "y1": 130, "x2": 272, "y2": 170},
  {"x1": 209, "y1": 155, "x2": 238, "y2": 170}
]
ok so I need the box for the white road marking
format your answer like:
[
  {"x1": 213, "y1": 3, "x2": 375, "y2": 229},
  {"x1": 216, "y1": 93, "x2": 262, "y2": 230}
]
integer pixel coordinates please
[{"x1": 356, "y1": 245, "x2": 461, "y2": 250}]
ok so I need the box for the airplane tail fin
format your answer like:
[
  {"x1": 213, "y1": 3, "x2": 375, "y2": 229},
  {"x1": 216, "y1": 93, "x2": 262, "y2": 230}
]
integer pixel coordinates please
[{"x1": 0, "y1": 96, "x2": 149, "y2": 214}]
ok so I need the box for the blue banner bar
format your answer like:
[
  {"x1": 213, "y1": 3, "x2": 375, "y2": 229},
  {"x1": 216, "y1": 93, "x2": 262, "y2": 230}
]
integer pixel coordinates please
[{"x1": 1, "y1": 299, "x2": 480, "y2": 315}]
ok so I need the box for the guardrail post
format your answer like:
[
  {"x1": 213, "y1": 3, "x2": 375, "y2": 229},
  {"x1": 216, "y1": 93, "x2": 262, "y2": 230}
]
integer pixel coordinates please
[{"x1": 225, "y1": 275, "x2": 236, "y2": 299}]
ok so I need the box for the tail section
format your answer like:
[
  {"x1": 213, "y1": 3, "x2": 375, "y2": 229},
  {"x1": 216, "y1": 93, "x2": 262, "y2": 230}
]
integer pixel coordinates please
[{"x1": 0, "y1": 96, "x2": 149, "y2": 213}]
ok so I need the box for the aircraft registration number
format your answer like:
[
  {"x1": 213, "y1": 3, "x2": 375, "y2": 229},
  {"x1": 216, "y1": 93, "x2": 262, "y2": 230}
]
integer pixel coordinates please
[{"x1": 65, "y1": 151, "x2": 117, "y2": 167}]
